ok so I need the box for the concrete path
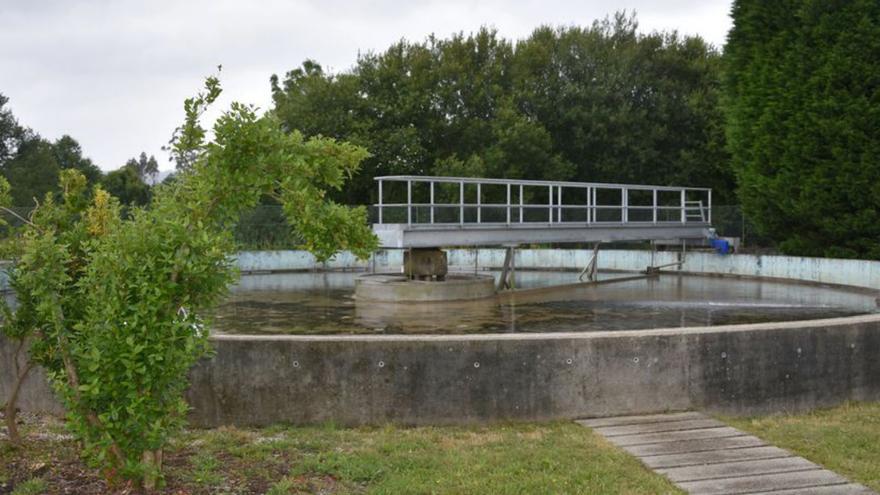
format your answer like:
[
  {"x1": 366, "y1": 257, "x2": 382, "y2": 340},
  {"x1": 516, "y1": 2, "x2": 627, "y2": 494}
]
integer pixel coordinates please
[{"x1": 577, "y1": 412, "x2": 876, "y2": 495}]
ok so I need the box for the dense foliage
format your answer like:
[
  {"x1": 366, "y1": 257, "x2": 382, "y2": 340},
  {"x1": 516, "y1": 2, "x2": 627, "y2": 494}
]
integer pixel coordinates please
[
  {"x1": 724, "y1": 0, "x2": 880, "y2": 258},
  {"x1": 271, "y1": 13, "x2": 734, "y2": 206},
  {"x1": 0, "y1": 77, "x2": 377, "y2": 489},
  {"x1": 0, "y1": 95, "x2": 102, "y2": 206},
  {"x1": 101, "y1": 161, "x2": 152, "y2": 207},
  {"x1": 0, "y1": 94, "x2": 156, "y2": 209}
]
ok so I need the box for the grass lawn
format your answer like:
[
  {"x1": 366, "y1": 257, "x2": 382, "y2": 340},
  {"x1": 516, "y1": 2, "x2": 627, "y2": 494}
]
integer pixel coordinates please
[
  {"x1": 725, "y1": 401, "x2": 880, "y2": 492},
  {"x1": 1, "y1": 413, "x2": 681, "y2": 494}
]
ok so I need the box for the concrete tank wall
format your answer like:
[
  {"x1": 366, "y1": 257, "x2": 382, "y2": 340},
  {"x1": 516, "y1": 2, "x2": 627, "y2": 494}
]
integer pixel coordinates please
[
  {"x1": 237, "y1": 248, "x2": 880, "y2": 291},
  {"x1": 9, "y1": 314, "x2": 878, "y2": 426},
  {"x1": 3, "y1": 249, "x2": 880, "y2": 426},
  {"x1": 183, "y1": 315, "x2": 880, "y2": 427}
]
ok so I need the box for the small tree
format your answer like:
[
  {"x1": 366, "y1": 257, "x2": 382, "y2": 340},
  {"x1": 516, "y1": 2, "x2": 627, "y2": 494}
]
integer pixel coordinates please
[{"x1": 0, "y1": 76, "x2": 377, "y2": 490}]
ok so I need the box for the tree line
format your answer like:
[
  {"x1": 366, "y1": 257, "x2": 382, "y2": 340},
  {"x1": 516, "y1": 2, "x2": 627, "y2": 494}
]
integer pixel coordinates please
[
  {"x1": 3, "y1": 6, "x2": 879, "y2": 257},
  {"x1": 271, "y1": 13, "x2": 735, "y2": 207},
  {"x1": 0, "y1": 94, "x2": 159, "y2": 209}
]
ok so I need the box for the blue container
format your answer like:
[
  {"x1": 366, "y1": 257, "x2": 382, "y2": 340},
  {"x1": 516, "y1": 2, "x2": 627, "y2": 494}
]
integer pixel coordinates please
[{"x1": 710, "y1": 239, "x2": 730, "y2": 254}]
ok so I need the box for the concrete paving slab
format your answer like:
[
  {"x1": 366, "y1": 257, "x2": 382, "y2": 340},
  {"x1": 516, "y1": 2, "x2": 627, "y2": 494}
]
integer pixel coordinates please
[
  {"x1": 657, "y1": 456, "x2": 820, "y2": 482},
  {"x1": 606, "y1": 426, "x2": 744, "y2": 447},
  {"x1": 640, "y1": 445, "x2": 792, "y2": 469},
  {"x1": 595, "y1": 418, "x2": 726, "y2": 437},
  {"x1": 622, "y1": 435, "x2": 767, "y2": 457},
  {"x1": 748, "y1": 484, "x2": 876, "y2": 494},
  {"x1": 677, "y1": 469, "x2": 851, "y2": 495},
  {"x1": 581, "y1": 411, "x2": 878, "y2": 495},
  {"x1": 577, "y1": 411, "x2": 703, "y2": 428}
]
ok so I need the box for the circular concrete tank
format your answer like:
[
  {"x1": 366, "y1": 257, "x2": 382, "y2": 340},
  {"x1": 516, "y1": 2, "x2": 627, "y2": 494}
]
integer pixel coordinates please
[
  {"x1": 7, "y1": 250, "x2": 880, "y2": 428},
  {"x1": 354, "y1": 273, "x2": 495, "y2": 302}
]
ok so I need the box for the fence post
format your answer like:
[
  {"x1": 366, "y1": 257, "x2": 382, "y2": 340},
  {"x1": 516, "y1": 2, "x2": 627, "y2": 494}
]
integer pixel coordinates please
[
  {"x1": 477, "y1": 182, "x2": 481, "y2": 223},
  {"x1": 557, "y1": 186, "x2": 563, "y2": 223},
  {"x1": 459, "y1": 181, "x2": 464, "y2": 225},
  {"x1": 652, "y1": 189, "x2": 657, "y2": 224},
  {"x1": 680, "y1": 189, "x2": 686, "y2": 223},
  {"x1": 519, "y1": 184, "x2": 524, "y2": 223},
  {"x1": 506, "y1": 183, "x2": 511, "y2": 224},
  {"x1": 708, "y1": 189, "x2": 712, "y2": 224},
  {"x1": 592, "y1": 188, "x2": 597, "y2": 223},
  {"x1": 378, "y1": 179, "x2": 383, "y2": 224}
]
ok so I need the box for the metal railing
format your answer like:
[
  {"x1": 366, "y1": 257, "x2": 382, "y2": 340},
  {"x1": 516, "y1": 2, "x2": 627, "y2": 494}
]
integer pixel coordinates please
[{"x1": 374, "y1": 176, "x2": 711, "y2": 227}]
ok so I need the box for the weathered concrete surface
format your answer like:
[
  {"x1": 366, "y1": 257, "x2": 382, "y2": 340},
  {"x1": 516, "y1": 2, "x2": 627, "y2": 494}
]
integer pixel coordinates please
[
  {"x1": 6, "y1": 315, "x2": 880, "y2": 426},
  {"x1": 234, "y1": 248, "x2": 880, "y2": 292},
  {"x1": 181, "y1": 314, "x2": 880, "y2": 427},
  {"x1": 4, "y1": 249, "x2": 880, "y2": 426},
  {"x1": 0, "y1": 340, "x2": 64, "y2": 415},
  {"x1": 3, "y1": 314, "x2": 880, "y2": 426},
  {"x1": 584, "y1": 411, "x2": 876, "y2": 495},
  {"x1": 354, "y1": 273, "x2": 494, "y2": 302},
  {"x1": 7, "y1": 248, "x2": 880, "y2": 291},
  {"x1": 403, "y1": 248, "x2": 447, "y2": 280}
]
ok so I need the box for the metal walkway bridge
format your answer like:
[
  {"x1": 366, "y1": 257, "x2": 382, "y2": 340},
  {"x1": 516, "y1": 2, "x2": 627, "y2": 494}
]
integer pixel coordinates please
[{"x1": 372, "y1": 176, "x2": 712, "y2": 248}]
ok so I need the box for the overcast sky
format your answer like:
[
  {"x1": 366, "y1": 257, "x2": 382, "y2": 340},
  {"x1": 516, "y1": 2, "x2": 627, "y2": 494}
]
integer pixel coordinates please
[{"x1": 1, "y1": 0, "x2": 733, "y2": 173}]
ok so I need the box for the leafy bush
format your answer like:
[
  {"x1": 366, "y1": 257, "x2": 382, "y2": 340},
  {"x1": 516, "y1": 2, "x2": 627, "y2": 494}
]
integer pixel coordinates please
[{"x1": 0, "y1": 76, "x2": 377, "y2": 490}]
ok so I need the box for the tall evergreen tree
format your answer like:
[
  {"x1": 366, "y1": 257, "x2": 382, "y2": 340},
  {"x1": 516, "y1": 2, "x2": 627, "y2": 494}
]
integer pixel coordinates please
[
  {"x1": 2, "y1": 136, "x2": 60, "y2": 206},
  {"x1": 724, "y1": 0, "x2": 880, "y2": 258},
  {"x1": 52, "y1": 135, "x2": 103, "y2": 185},
  {"x1": 125, "y1": 151, "x2": 159, "y2": 184},
  {"x1": 0, "y1": 93, "x2": 25, "y2": 164}
]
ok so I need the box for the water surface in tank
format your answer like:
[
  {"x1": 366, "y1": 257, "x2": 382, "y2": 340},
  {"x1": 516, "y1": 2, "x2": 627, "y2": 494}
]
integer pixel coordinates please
[{"x1": 212, "y1": 271, "x2": 878, "y2": 334}]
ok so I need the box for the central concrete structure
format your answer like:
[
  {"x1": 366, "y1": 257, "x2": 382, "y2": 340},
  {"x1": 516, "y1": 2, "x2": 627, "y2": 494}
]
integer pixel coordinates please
[
  {"x1": 355, "y1": 273, "x2": 495, "y2": 302},
  {"x1": 402, "y1": 248, "x2": 448, "y2": 280}
]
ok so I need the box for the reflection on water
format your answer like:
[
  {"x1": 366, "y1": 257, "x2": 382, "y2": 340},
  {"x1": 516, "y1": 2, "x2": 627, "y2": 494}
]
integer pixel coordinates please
[{"x1": 212, "y1": 271, "x2": 878, "y2": 335}]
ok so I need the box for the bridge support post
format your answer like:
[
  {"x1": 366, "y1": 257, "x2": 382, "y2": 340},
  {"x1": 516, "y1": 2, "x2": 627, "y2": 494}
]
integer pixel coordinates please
[
  {"x1": 647, "y1": 241, "x2": 660, "y2": 277},
  {"x1": 497, "y1": 246, "x2": 517, "y2": 291},
  {"x1": 578, "y1": 243, "x2": 601, "y2": 282},
  {"x1": 678, "y1": 240, "x2": 687, "y2": 271},
  {"x1": 647, "y1": 241, "x2": 686, "y2": 275}
]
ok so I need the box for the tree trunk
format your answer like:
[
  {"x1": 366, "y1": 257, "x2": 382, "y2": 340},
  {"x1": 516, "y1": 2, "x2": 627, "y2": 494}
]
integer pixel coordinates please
[
  {"x1": 141, "y1": 449, "x2": 163, "y2": 492},
  {"x1": 4, "y1": 342, "x2": 34, "y2": 446}
]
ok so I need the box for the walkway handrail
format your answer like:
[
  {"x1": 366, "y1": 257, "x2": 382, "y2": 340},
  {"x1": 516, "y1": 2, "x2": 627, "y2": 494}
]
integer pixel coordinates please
[{"x1": 373, "y1": 175, "x2": 711, "y2": 227}]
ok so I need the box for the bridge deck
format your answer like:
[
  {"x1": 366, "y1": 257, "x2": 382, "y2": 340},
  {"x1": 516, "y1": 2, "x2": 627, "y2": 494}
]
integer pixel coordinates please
[
  {"x1": 372, "y1": 176, "x2": 712, "y2": 248},
  {"x1": 375, "y1": 222, "x2": 711, "y2": 248}
]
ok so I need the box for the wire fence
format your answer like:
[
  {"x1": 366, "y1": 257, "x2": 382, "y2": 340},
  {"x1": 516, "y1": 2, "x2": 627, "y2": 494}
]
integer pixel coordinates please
[
  {"x1": 710, "y1": 205, "x2": 774, "y2": 251},
  {"x1": 0, "y1": 204, "x2": 773, "y2": 252},
  {"x1": 233, "y1": 205, "x2": 304, "y2": 250}
]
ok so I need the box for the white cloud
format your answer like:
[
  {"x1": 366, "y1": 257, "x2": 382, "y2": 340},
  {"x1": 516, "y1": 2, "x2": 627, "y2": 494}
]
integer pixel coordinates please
[{"x1": 0, "y1": 0, "x2": 733, "y2": 172}]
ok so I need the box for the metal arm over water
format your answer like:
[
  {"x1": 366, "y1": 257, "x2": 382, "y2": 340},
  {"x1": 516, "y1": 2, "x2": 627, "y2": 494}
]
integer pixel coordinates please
[{"x1": 372, "y1": 176, "x2": 712, "y2": 248}]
